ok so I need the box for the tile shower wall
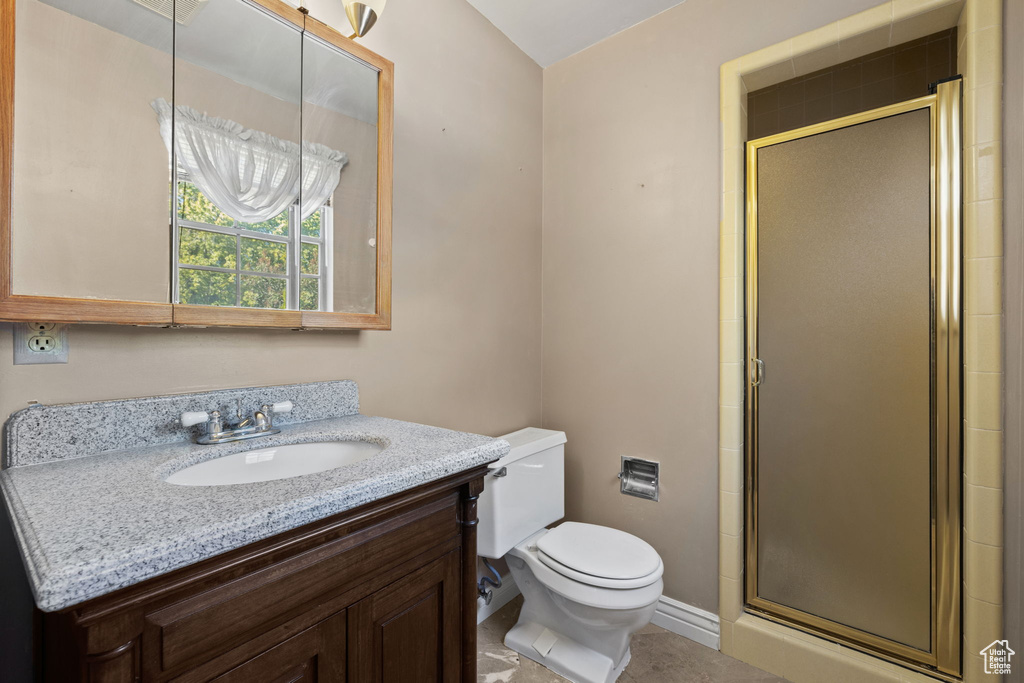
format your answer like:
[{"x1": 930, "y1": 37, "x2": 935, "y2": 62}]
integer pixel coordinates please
[
  {"x1": 721, "y1": 2, "x2": 1009, "y2": 681},
  {"x1": 747, "y1": 29, "x2": 956, "y2": 139}
]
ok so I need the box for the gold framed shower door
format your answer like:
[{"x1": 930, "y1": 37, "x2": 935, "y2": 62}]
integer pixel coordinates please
[{"x1": 744, "y1": 79, "x2": 962, "y2": 677}]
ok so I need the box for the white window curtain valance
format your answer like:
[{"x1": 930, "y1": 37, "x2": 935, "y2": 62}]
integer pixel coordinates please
[{"x1": 152, "y1": 98, "x2": 347, "y2": 223}]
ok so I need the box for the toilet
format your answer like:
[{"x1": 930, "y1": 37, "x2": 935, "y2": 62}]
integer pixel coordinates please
[{"x1": 478, "y1": 427, "x2": 664, "y2": 683}]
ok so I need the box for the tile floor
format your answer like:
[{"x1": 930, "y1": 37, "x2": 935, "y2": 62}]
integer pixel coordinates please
[{"x1": 478, "y1": 596, "x2": 784, "y2": 683}]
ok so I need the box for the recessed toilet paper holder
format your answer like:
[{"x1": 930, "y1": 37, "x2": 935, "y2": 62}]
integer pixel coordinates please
[{"x1": 618, "y1": 456, "x2": 660, "y2": 501}]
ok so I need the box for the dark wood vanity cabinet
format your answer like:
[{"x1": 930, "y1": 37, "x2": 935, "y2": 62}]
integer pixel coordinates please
[
  {"x1": 349, "y1": 551, "x2": 462, "y2": 682},
  {"x1": 38, "y1": 467, "x2": 486, "y2": 683},
  {"x1": 209, "y1": 610, "x2": 348, "y2": 683}
]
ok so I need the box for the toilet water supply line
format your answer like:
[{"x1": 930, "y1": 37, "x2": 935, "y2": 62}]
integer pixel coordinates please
[{"x1": 478, "y1": 558, "x2": 502, "y2": 604}]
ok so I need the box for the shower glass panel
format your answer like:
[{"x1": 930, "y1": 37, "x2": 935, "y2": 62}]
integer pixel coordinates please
[
  {"x1": 758, "y1": 109, "x2": 931, "y2": 647},
  {"x1": 745, "y1": 81, "x2": 961, "y2": 676}
]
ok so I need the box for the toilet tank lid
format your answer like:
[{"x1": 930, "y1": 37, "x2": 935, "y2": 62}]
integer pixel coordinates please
[{"x1": 494, "y1": 427, "x2": 567, "y2": 467}]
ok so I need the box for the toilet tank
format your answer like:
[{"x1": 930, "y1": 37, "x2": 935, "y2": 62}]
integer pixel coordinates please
[{"x1": 477, "y1": 427, "x2": 566, "y2": 559}]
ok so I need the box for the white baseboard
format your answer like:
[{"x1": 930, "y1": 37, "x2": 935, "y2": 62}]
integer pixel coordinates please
[
  {"x1": 650, "y1": 595, "x2": 721, "y2": 650},
  {"x1": 477, "y1": 581, "x2": 720, "y2": 652},
  {"x1": 476, "y1": 574, "x2": 521, "y2": 624}
]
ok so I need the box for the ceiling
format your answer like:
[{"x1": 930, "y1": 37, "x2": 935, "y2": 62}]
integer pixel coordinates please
[{"x1": 466, "y1": 0, "x2": 688, "y2": 67}]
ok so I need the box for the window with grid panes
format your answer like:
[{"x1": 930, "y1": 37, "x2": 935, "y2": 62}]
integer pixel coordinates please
[{"x1": 175, "y1": 180, "x2": 330, "y2": 311}]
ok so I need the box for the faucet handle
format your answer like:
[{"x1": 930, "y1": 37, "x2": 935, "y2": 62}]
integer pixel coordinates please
[
  {"x1": 270, "y1": 400, "x2": 293, "y2": 414},
  {"x1": 181, "y1": 411, "x2": 210, "y2": 428},
  {"x1": 181, "y1": 410, "x2": 224, "y2": 436},
  {"x1": 256, "y1": 401, "x2": 291, "y2": 431}
]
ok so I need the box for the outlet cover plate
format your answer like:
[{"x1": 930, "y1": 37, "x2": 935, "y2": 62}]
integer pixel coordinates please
[{"x1": 14, "y1": 323, "x2": 68, "y2": 365}]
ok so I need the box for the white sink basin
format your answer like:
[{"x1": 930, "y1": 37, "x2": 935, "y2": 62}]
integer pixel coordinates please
[{"x1": 165, "y1": 441, "x2": 384, "y2": 486}]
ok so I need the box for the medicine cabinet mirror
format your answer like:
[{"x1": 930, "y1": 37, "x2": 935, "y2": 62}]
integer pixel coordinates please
[{"x1": 1, "y1": 0, "x2": 393, "y2": 329}]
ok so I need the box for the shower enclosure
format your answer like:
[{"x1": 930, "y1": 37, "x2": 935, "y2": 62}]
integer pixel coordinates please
[{"x1": 744, "y1": 79, "x2": 962, "y2": 676}]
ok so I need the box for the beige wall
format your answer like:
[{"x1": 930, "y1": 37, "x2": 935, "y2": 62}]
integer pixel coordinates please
[
  {"x1": 0, "y1": 0, "x2": 543, "y2": 437},
  {"x1": 1003, "y1": 0, "x2": 1023, "y2": 677},
  {"x1": 541, "y1": 0, "x2": 889, "y2": 610}
]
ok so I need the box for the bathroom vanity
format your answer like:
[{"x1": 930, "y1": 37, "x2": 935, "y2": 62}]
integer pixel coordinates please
[
  {"x1": 0, "y1": 381, "x2": 507, "y2": 682},
  {"x1": 42, "y1": 467, "x2": 482, "y2": 683}
]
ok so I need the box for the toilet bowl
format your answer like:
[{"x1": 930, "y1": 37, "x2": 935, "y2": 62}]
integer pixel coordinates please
[
  {"x1": 477, "y1": 428, "x2": 664, "y2": 683},
  {"x1": 504, "y1": 525, "x2": 663, "y2": 683}
]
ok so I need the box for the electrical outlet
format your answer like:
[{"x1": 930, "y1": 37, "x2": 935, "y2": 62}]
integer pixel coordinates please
[
  {"x1": 14, "y1": 322, "x2": 68, "y2": 365},
  {"x1": 28, "y1": 335, "x2": 57, "y2": 352}
]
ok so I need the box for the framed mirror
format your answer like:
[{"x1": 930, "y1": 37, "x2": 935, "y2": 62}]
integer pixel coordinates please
[{"x1": 0, "y1": 0, "x2": 393, "y2": 329}]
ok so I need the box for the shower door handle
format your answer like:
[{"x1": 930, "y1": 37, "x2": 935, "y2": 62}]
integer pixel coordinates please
[{"x1": 751, "y1": 358, "x2": 765, "y2": 386}]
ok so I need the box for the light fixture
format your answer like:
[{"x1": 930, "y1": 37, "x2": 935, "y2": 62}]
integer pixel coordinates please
[{"x1": 343, "y1": 0, "x2": 386, "y2": 38}]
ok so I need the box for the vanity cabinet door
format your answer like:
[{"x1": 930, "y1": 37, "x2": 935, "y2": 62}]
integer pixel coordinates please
[
  {"x1": 208, "y1": 610, "x2": 346, "y2": 683},
  {"x1": 348, "y1": 550, "x2": 462, "y2": 683}
]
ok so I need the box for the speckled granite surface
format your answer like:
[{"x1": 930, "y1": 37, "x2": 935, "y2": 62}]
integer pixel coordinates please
[
  {"x1": 0, "y1": 390, "x2": 507, "y2": 612},
  {"x1": 4, "y1": 380, "x2": 360, "y2": 467}
]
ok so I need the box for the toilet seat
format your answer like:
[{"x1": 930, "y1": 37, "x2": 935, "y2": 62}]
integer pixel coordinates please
[
  {"x1": 510, "y1": 529, "x2": 664, "y2": 610},
  {"x1": 535, "y1": 522, "x2": 663, "y2": 588},
  {"x1": 538, "y1": 551, "x2": 664, "y2": 589}
]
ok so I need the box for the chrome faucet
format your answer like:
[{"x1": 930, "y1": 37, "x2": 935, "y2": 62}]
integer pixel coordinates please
[{"x1": 180, "y1": 401, "x2": 293, "y2": 445}]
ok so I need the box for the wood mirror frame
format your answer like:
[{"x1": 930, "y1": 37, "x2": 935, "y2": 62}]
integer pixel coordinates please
[{"x1": 0, "y1": 0, "x2": 393, "y2": 330}]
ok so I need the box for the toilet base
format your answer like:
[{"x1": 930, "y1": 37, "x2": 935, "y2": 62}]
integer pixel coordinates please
[
  {"x1": 499, "y1": 530, "x2": 662, "y2": 683},
  {"x1": 505, "y1": 619, "x2": 631, "y2": 683}
]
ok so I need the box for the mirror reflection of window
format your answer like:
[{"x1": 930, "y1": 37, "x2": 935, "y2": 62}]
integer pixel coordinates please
[
  {"x1": 153, "y1": 93, "x2": 346, "y2": 311},
  {"x1": 175, "y1": 178, "x2": 332, "y2": 310},
  {"x1": 171, "y1": 0, "x2": 310, "y2": 310}
]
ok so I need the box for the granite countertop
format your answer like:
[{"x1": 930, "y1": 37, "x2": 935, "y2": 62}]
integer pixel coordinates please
[{"x1": 0, "y1": 413, "x2": 508, "y2": 612}]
